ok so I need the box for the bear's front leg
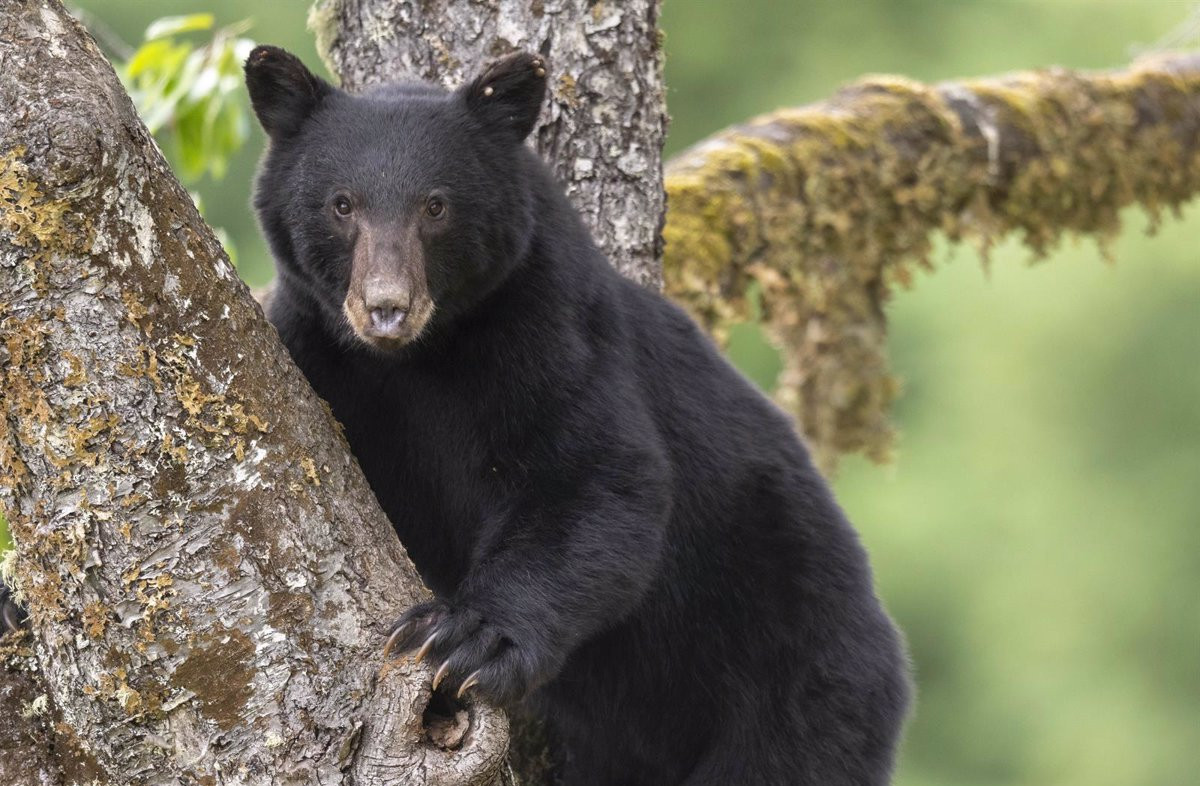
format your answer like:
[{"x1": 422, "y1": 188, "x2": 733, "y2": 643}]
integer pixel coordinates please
[{"x1": 384, "y1": 440, "x2": 670, "y2": 705}]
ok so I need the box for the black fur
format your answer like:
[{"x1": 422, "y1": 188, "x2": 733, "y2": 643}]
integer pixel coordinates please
[
  {"x1": 247, "y1": 46, "x2": 910, "y2": 785},
  {"x1": 0, "y1": 578, "x2": 24, "y2": 634},
  {"x1": 244, "y1": 46, "x2": 333, "y2": 140}
]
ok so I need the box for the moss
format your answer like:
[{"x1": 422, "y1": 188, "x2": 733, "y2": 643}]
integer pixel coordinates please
[
  {"x1": 663, "y1": 56, "x2": 1200, "y2": 471},
  {"x1": 300, "y1": 456, "x2": 321, "y2": 486},
  {"x1": 172, "y1": 627, "x2": 256, "y2": 731},
  {"x1": 307, "y1": 0, "x2": 343, "y2": 79},
  {"x1": 268, "y1": 590, "x2": 315, "y2": 652},
  {"x1": 557, "y1": 73, "x2": 581, "y2": 109},
  {"x1": 62, "y1": 351, "x2": 86, "y2": 387},
  {"x1": 1, "y1": 150, "x2": 71, "y2": 296},
  {"x1": 81, "y1": 602, "x2": 109, "y2": 639}
]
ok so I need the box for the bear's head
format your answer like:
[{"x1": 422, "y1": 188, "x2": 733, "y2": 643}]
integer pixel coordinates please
[{"x1": 244, "y1": 46, "x2": 548, "y2": 352}]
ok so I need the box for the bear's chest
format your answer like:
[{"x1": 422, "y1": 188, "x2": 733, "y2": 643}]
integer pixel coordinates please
[{"x1": 312, "y1": 358, "x2": 528, "y2": 594}]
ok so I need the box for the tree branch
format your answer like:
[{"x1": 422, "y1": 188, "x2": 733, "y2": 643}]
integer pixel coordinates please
[
  {"x1": 663, "y1": 53, "x2": 1200, "y2": 470},
  {"x1": 0, "y1": 2, "x2": 509, "y2": 782}
]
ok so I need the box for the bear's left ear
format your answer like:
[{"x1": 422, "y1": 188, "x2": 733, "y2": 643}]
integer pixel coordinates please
[
  {"x1": 458, "y1": 52, "x2": 548, "y2": 144},
  {"x1": 244, "y1": 45, "x2": 333, "y2": 140}
]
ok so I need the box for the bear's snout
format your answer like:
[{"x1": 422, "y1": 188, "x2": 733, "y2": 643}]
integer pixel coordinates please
[{"x1": 341, "y1": 222, "x2": 434, "y2": 350}]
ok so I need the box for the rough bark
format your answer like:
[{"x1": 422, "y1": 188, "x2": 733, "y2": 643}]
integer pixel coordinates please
[
  {"x1": 0, "y1": 635, "x2": 63, "y2": 785},
  {"x1": 0, "y1": 2, "x2": 511, "y2": 784},
  {"x1": 662, "y1": 53, "x2": 1200, "y2": 470},
  {"x1": 308, "y1": 0, "x2": 668, "y2": 289}
]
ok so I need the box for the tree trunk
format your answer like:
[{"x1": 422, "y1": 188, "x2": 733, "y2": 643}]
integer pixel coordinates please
[{"x1": 0, "y1": 2, "x2": 510, "y2": 783}]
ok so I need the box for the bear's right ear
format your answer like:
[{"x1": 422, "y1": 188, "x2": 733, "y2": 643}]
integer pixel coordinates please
[
  {"x1": 458, "y1": 52, "x2": 548, "y2": 144},
  {"x1": 244, "y1": 46, "x2": 333, "y2": 139}
]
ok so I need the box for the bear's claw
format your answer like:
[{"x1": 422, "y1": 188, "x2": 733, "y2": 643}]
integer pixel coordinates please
[
  {"x1": 383, "y1": 599, "x2": 539, "y2": 705},
  {"x1": 456, "y1": 670, "x2": 481, "y2": 699},
  {"x1": 414, "y1": 631, "x2": 440, "y2": 664},
  {"x1": 2, "y1": 601, "x2": 20, "y2": 633},
  {"x1": 432, "y1": 659, "x2": 452, "y2": 691},
  {"x1": 382, "y1": 622, "x2": 411, "y2": 659}
]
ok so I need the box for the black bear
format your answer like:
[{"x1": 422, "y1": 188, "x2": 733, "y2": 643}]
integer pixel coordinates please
[{"x1": 244, "y1": 46, "x2": 910, "y2": 784}]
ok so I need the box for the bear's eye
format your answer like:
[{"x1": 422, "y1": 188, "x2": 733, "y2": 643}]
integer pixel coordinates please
[
  {"x1": 425, "y1": 197, "x2": 446, "y2": 219},
  {"x1": 333, "y1": 196, "x2": 353, "y2": 217}
]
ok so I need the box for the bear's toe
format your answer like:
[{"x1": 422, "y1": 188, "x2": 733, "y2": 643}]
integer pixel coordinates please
[{"x1": 384, "y1": 599, "x2": 538, "y2": 705}]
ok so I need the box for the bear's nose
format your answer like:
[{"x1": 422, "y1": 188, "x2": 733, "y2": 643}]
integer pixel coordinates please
[{"x1": 368, "y1": 302, "x2": 409, "y2": 337}]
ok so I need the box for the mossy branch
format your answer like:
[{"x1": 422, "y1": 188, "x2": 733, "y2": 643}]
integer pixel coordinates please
[{"x1": 663, "y1": 52, "x2": 1200, "y2": 470}]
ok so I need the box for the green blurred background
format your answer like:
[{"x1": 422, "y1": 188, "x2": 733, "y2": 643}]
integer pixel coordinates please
[{"x1": 6, "y1": 2, "x2": 1198, "y2": 784}]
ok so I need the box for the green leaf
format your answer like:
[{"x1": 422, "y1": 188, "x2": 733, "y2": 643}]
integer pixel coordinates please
[
  {"x1": 119, "y1": 18, "x2": 256, "y2": 189},
  {"x1": 123, "y1": 39, "x2": 174, "y2": 79},
  {"x1": 144, "y1": 13, "x2": 215, "y2": 41},
  {"x1": 172, "y1": 103, "x2": 209, "y2": 181},
  {"x1": 141, "y1": 47, "x2": 206, "y2": 134},
  {"x1": 188, "y1": 65, "x2": 221, "y2": 103}
]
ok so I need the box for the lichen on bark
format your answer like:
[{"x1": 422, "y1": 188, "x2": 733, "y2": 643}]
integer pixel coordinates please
[{"x1": 663, "y1": 53, "x2": 1200, "y2": 470}]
